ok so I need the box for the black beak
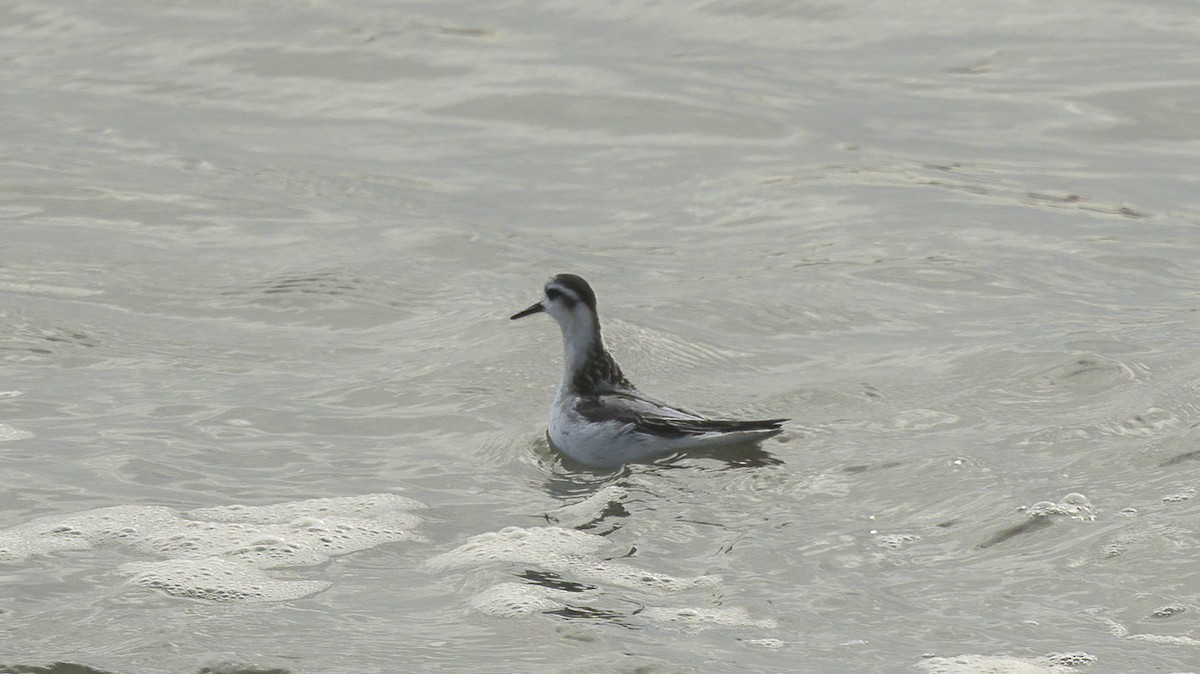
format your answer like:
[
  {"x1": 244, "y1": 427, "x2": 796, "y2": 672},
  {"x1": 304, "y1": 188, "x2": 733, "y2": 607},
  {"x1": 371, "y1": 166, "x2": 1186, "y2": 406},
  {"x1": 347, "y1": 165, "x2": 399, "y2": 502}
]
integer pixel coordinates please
[{"x1": 510, "y1": 302, "x2": 545, "y2": 320}]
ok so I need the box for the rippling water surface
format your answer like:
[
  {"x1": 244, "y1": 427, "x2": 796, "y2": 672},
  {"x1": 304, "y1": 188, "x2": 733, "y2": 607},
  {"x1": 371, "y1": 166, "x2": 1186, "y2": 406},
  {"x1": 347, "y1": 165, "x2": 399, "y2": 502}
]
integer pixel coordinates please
[{"x1": 3, "y1": 1, "x2": 1200, "y2": 672}]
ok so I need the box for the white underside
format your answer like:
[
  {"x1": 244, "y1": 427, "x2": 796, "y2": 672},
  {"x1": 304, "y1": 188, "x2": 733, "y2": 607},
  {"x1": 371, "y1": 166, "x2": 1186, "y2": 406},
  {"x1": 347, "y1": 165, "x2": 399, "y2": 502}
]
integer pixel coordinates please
[
  {"x1": 532, "y1": 296, "x2": 779, "y2": 468},
  {"x1": 547, "y1": 386, "x2": 778, "y2": 469}
]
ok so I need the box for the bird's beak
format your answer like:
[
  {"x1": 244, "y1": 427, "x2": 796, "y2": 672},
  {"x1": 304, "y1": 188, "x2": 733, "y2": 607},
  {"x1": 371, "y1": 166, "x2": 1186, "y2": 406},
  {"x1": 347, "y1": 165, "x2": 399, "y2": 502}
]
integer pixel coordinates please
[{"x1": 510, "y1": 301, "x2": 545, "y2": 320}]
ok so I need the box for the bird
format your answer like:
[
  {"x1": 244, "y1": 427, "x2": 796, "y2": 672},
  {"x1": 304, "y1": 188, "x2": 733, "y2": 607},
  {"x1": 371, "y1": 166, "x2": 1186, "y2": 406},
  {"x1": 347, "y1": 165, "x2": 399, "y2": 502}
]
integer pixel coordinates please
[{"x1": 510, "y1": 273, "x2": 787, "y2": 468}]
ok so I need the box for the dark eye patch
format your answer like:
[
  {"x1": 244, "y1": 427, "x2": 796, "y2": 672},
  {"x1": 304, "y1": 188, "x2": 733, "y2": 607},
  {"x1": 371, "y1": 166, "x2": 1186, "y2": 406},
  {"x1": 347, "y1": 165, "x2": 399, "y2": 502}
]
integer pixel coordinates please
[{"x1": 545, "y1": 286, "x2": 576, "y2": 308}]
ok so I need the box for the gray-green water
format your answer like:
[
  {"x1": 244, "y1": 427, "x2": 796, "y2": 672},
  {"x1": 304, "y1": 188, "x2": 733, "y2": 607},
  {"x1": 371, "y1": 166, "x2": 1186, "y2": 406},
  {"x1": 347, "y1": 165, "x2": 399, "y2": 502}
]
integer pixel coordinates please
[{"x1": 3, "y1": 1, "x2": 1200, "y2": 672}]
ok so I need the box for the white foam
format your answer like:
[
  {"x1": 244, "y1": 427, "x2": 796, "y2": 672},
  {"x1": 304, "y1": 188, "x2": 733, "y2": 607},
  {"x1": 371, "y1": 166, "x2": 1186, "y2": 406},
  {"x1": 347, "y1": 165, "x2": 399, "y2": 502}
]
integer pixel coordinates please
[
  {"x1": 122, "y1": 556, "x2": 332, "y2": 603},
  {"x1": 887, "y1": 409, "x2": 960, "y2": 431},
  {"x1": 0, "y1": 281, "x2": 103, "y2": 298},
  {"x1": 546, "y1": 485, "x2": 629, "y2": 528},
  {"x1": 467, "y1": 582, "x2": 594, "y2": 618},
  {"x1": 465, "y1": 579, "x2": 775, "y2": 631},
  {"x1": 639, "y1": 606, "x2": 777, "y2": 630},
  {"x1": 874, "y1": 532, "x2": 922, "y2": 549},
  {"x1": 189, "y1": 493, "x2": 425, "y2": 523},
  {"x1": 0, "y1": 423, "x2": 33, "y2": 442},
  {"x1": 1022, "y1": 493, "x2": 1095, "y2": 521},
  {"x1": 429, "y1": 526, "x2": 608, "y2": 567},
  {"x1": 1162, "y1": 487, "x2": 1195, "y2": 503},
  {"x1": 428, "y1": 525, "x2": 719, "y2": 594},
  {"x1": 1098, "y1": 612, "x2": 1200, "y2": 646},
  {"x1": 431, "y1": 526, "x2": 781, "y2": 630},
  {"x1": 744, "y1": 638, "x2": 786, "y2": 649},
  {"x1": 918, "y1": 653, "x2": 1092, "y2": 674},
  {"x1": 0, "y1": 505, "x2": 180, "y2": 563},
  {"x1": 0, "y1": 494, "x2": 423, "y2": 602},
  {"x1": 1040, "y1": 653, "x2": 1098, "y2": 667}
]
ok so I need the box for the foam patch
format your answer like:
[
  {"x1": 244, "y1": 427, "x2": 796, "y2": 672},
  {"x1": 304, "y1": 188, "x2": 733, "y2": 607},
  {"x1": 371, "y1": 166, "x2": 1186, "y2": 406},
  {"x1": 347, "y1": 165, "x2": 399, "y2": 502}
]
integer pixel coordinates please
[
  {"x1": 464, "y1": 581, "x2": 773, "y2": 632},
  {"x1": 0, "y1": 494, "x2": 423, "y2": 602},
  {"x1": 467, "y1": 581, "x2": 595, "y2": 618},
  {"x1": 122, "y1": 556, "x2": 332, "y2": 603},
  {"x1": 1097, "y1": 610, "x2": 1200, "y2": 645},
  {"x1": 1023, "y1": 493, "x2": 1096, "y2": 521},
  {"x1": 428, "y1": 525, "x2": 719, "y2": 594},
  {"x1": 918, "y1": 653, "x2": 1097, "y2": 673},
  {"x1": 545, "y1": 486, "x2": 629, "y2": 528},
  {"x1": 0, "y1": 505, "x2": 180, "y2": 563},
  {"x1": 0, "y1": 423, "x2": 33, "y2": 442},
  {"x1": 189, "y1": 493, "x2": 425, "y2": 523},
  {"x1": 639, "y1": 606, "x2": 777, "y2": 630},
  {"x1": 432, "y1": 525, "x2": 773, "y2": 630}
]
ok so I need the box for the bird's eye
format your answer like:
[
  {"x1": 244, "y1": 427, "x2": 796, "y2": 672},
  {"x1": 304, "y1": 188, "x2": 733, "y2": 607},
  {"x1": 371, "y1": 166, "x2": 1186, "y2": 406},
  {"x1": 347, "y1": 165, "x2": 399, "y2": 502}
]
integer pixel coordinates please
[{"x1": 545, "y1": 288, "x2": 563, "y2": 301}]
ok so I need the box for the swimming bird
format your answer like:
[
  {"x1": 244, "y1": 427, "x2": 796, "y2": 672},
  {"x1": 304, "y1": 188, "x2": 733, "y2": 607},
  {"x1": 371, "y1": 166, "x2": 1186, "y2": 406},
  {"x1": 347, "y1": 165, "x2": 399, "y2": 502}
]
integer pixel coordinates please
[{"x1": 511, "y1": 273, "x2": 787, "y2": 468}]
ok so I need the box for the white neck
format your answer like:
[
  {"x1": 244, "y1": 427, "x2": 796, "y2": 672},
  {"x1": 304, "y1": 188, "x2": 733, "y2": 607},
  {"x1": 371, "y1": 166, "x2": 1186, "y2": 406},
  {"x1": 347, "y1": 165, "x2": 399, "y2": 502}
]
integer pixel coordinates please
[{"x1": 556, "y1": 308, "x2": 602, "y2": 386}]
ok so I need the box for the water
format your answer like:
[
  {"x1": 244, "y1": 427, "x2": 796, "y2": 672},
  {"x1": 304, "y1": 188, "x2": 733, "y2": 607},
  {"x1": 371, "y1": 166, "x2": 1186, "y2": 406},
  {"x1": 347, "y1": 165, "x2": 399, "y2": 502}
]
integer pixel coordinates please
[{"x1": 2, "y1": 1, "x2": 1199, "y2": 672}]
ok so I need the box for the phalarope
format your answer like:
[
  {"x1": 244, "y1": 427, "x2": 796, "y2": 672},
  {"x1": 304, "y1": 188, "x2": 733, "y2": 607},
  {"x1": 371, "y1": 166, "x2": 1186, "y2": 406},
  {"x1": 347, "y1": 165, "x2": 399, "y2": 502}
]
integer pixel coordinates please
[{"x1": 511, "y1": 273, "x2": 787, "y2": 468}]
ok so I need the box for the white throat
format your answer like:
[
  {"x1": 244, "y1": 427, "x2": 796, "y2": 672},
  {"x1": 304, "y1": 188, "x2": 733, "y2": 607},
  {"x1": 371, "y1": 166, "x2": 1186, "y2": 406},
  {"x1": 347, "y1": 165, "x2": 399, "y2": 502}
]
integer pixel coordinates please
[{"x1": 553, "y1": 307, "x2": 602, "y2": 384}]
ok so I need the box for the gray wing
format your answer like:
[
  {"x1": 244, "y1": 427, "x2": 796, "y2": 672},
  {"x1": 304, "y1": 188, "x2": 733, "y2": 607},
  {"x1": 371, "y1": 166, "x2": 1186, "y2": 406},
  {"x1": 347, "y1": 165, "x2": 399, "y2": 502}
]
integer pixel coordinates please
[{"x1": 575, "y1": 391, "x2": 787, "y2": 438}]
